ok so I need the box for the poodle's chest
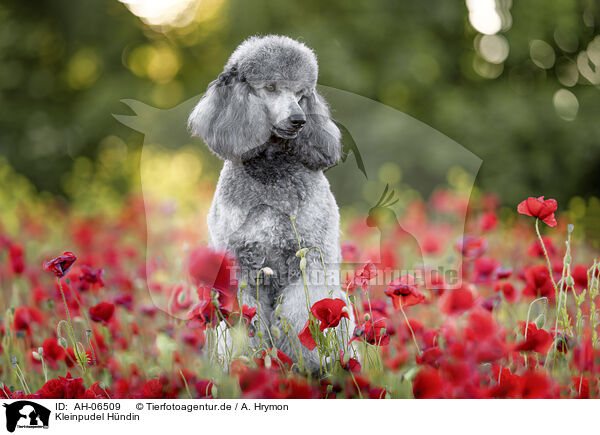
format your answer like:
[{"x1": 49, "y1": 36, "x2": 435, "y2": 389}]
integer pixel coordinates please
[
  {"x1": 222, "y1": 158, "x2": 312, "y2": 215},
  {"x1": 211, "y1": 160, "x2": 335, "y2": 246}
]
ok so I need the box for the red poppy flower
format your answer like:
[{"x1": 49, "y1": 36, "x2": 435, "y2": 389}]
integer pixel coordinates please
[
  {"x1": 187, "y1": 247, "x2": 239, "y2": 316},
  {"x1": 311, "y1": 298, "x2": 349, "y2": 330},
  {"x1": 572, "y1": 339, "x2": 597, "y2": 373},
  {"x1": 456, "y1": 236, "x2": 487, "y2": 259},
  {"x1": 522, "y1": 264, "x2": 556, "y2": 303},
  {"x1": 341, "y1": 242, "x2": 360, "y2": 262},
  {"x1": 186, "y1": 286, "x2": 220, "y2": 328},
  {"x1": 38, "y1": 373, "x2": 86, "y2": 399},
  {"x1": 298, "y1": 320, "x2": 318, "y2": 350},
  {"x1": 89, "y1": 302, "x2": 115, "y2": 323},
  {"x1": 43, "y1": 251, "x2": 77, "y2": 278},
  {"x1": 527, "y1": 237, "x2": 557, "y2": 258},
  {"x1": 239, "y1": 304, "x2": 257, "y2": 325},
  {"x1": 78, "y1": 266, "x2": 105, "y2": 290},
  {"x1": 298, "y1": 299, "x2": 349, "y2": 350},
  {"x1": 466, "y1": 308, "x2": 497, "y2": 341},
  {"x1": 489, "y1": 367, "x2": 522, "y2": 398},
  {"x1": 353, "y1": 262, "x2": 377, "y2": 290},
  {"x1": 572, "y1": 264, "x2": 589, "y2": 290},
  {"x1": 229, "y1": 304, "x2": 257, "y2": 326},
  {"x1": 479, "y1": 211, "x2": 498, "y2": 231},
  {"x1": 385, "y1": 275, "x2": 425, "y2": 309},
  {"x1": 494, "y1": 281, "x2": 518, "y2": 302},
  {"x1": 412, "y1": 367, "x2": 446, "y2": 398},
  {"x1": 9, "y1": 243, "x2": 24, "y2": 275},
  {"x1": 186, "y1": 246, "x2": 238, "y2": 294},
  {"x1": 517, "y1": 196, "x2": 558, "y2": 227},
  {"x1": 416, "y1": 346, "x2": 443, "y2": 367},
  {"x1": 339, "y1": 350, "x2": 361, "y2": 373},
  {"x1": 473, "y1": 257, "x2": 500, "y2": 283},
  {"x1": 84, "y1": 381, "x2": 112, "y2": 399},
  {"x1": 350, "y1": 316, "x2": 389, "y2": 346},
  {"x1": 514, "y1": 323, "x2": 553, "y2": 354},
  {"x1": 572, "y1": 376, "x2": 590, "y2": 399},
  {"x1": 13, "y1": 307, "x2": 43, "y2": 334},
  {"x1": 520, "y1": 370, "x2": 553, "y2": 398},
  {"x1": 439, "y1": 286, "x2": 474, "y2": 315},
  {"x1": 42, "y1": 338, "x2": 65, "y2": 362},
  {"x1": 141, "y1": 378, "x2": 166, "y2": 399}
]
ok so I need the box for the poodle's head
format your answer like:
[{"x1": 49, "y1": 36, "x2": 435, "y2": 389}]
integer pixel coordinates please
[{"x1": 189, "y1": 35, "x2": 341, "y2": 168}]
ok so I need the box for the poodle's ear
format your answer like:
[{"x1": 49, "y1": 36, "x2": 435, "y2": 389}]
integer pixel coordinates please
[
  {"x1": 188, "y1": 68, "x2": 271, "y2": 161},
  {"x1": 291, "y1": 90, "x2": 342, "y2": 170}
]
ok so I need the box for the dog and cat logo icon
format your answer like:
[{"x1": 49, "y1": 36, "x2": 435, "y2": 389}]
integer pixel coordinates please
[{"x1": 2, "y1": 401, "x2": 50, "y2": 432}]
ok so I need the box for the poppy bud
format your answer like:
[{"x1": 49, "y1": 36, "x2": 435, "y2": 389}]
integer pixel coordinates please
[
  {"x1": 364, "y1": 313, "x2": 370, "y2": 321},
  {"x1": 403, "y1": 366, "x2": 419, "y2": 381},
  {"x1": 341, "y1": 306, "x2": 349, "y2": 314},
  {"x1": 57, "y1": 320, "x2": 68, "y2": 338},
  {"x1": 240, "y1": 281, "x2": 247, "y2": 291},
  {"x1": 299, "y1": 257, "x2": 307, "y2": 272},
  {"x1": 262, "y1": 267, "x2": 274, "y2": 276},
  {"x1": 211, "y1": 384, "x2": 218, "y2": 398},
  {"x1": 535, "y1": 313, "x2": 545, "y2": 329},
  {"x1": 296, "y1": 248, "x2": 309, "y2": 258},
  {"x1": 566, "y1": 276, "x2": 575, "y2": 287},
  {"x1": 58, "y1": 337, "x2": 68, "y2": 348},
  {"x1": 238, "y1": 356, "x2": 251, "y2": 364},
  {"x1": 32, "y1": 351, "x2": 41, "y2": 361},
  {"x1": 264, "y1": 355, "x2": 272, "y2": 369},
  {"x1": 37, "y1": 347, "x2": 44, "y2": 355},
  {"x1": 270, "y1": 325, "x2": 281, "y2": 339},
  {"x1": 567, "y1": 224, "x2": 574, "y2": 234},
  {"x1": 10, "y1": 356, "x2": 17, "y2": 368}
]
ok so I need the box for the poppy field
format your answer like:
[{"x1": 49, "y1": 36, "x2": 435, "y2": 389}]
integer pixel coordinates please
[{"x1": 1, "y1": 157, "x2": 599, "y2": 400}]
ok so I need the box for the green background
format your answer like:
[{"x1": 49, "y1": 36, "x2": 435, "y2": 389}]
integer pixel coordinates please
[{"x1": 1, "y1": 0, "x2": 599, "y2": 206}]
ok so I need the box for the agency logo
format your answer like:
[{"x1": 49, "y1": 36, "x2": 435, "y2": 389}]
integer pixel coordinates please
[{"x1": 2, "y1": 401, "x2": 50, "y2": 433}]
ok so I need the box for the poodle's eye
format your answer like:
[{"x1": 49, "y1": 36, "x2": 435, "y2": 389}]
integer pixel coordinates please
[{"x1": 265, "y1": 84, "x2": 276, "y2": 92}]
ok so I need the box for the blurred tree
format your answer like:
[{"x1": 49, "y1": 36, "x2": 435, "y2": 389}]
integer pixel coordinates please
[{"x1": 0, "y1": 0, "x2": 599, "y2": 205}]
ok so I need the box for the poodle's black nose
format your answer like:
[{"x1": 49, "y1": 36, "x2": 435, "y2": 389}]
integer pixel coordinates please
[{"x1": 289, "y1": 114, "x2": 306, "y2": 128}]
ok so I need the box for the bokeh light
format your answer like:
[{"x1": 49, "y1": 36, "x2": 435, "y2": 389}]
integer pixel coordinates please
[
  {"x1": 118, "y1": 0, "x2": 200, "y2": 28},
  {"x1": 553, "y1": 88, "x2": 579, "y2": 121}
]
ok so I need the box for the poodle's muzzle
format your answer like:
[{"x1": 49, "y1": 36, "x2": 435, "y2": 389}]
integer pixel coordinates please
[
  {"x1": 259, "y1": 85, "x2": 308, "y2": 139},
  {"x1": 273, "y1": 113, "x2": 306, "y2": 139}
]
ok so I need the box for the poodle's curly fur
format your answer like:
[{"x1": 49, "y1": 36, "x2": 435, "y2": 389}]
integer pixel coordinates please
[{"x1": 188, "y1": 35, "x2": 354, "y2": 370}]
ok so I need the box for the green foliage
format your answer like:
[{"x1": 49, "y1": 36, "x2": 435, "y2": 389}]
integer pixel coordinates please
[{"x1": 0, "y1": 0, "x2": 599, "y2": 205}]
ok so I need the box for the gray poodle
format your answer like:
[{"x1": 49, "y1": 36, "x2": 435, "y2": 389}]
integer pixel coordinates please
[{"x1": 188, "y1": 35, "x2": 354, "y2": 371}]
